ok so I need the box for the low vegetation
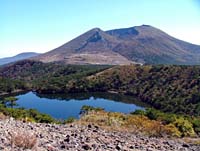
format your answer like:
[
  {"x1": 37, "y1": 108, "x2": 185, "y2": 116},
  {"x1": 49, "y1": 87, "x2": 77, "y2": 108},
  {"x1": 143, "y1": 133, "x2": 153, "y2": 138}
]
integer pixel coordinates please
[
  {"x1": 0, "y1": 96, "x2": 56, "y2": 123},
  {"x1": 0, "y1": 104, "x2": 56, "y2": 123},
  {"x1": 79, "y1": 106, "x2": 200, "y2": 137},
  {"x1": 10, "y1": 130, "x2": 37, "y2": 149}
]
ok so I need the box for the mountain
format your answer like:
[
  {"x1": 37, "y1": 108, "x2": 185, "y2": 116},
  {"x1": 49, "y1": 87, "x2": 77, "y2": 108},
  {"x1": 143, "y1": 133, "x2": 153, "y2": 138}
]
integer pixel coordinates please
[
  {"x1": 33, "y1": 25, "x2": 200, "y2": 65},
  {"x1": 0, "y1": 52, "x2": 40, "y2": 65},
  {"x1": 34, "y1": 28, "x2": 134, "y2": 65}
]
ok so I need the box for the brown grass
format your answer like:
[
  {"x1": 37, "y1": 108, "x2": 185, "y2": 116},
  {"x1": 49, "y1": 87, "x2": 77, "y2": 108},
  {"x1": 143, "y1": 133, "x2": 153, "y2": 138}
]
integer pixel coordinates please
[
  {"x1": 77, "y1": 111, "x2": 182, "y2": 137},
  {"x1": 10, "y1": 130, "x2": 37, "y2": 149},
  {"x1": 182, "y1": 137, "x2": 200, "y2": 145},
  {"x1": 0, "y1": 112, "x2": 7, "y2": 120}
]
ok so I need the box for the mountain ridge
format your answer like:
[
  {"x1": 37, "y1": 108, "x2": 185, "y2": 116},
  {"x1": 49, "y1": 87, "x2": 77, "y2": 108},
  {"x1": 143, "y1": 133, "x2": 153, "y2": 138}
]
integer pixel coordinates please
[{"x1": 32, "y1": 25, "x2": 200, "y2": 65}]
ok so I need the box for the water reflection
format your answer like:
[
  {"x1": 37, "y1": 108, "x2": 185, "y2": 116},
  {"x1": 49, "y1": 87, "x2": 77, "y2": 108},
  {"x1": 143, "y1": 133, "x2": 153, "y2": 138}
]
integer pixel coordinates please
[
  {"x1": 36, "y1": 92, "x2": 148, "y2": 107},
  {"x1": 15, "y1": 92, "x2": 146, "y2": 119}
]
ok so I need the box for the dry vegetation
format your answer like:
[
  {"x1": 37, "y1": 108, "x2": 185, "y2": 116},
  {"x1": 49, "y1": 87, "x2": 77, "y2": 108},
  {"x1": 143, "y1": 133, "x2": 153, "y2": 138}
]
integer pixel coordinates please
[
  {"x1": 9, "y1": 129, "x2": 37, "y2": 150},
  {"x1": 78, "y1": 110, "x2": 183, "y2": 137},
  {"x1": 0, "y1": 112, "x2": 7, "y2": 120}
]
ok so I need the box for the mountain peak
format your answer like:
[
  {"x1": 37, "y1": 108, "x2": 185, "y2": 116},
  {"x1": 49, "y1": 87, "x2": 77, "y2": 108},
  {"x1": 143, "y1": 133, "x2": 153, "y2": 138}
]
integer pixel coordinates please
[
  {"x1": 33, "y1": 25, "x2": 200, "y2": 65},
  {"x1": 86, "y1": 28, "x2": 104, "y2": 34},
  {"x1": 141, "y1": 24, "x2": 151, "y2": 27},
  {"x1": 90, "y1": 27, "x2": 102, "y2": 32}
]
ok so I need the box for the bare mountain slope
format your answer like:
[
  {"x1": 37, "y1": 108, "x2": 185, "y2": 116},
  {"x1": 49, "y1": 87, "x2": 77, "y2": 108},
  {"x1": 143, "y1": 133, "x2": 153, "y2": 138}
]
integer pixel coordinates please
[
  {"x1": 33, "y1": 25, "x2": 200, "y2": 65},
  {"x1": 34, "y1": 28, "x2": 134, "y2": 65},
  {"x1": 106, "y1": 25, "x2": 200, "y2": 64}
]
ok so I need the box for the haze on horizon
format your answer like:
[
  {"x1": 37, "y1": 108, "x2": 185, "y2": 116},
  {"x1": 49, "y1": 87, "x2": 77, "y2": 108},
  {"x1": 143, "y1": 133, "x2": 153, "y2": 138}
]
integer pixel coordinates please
[{"x1": 1, "y1": 0, "x2": 200, "y2": 58}]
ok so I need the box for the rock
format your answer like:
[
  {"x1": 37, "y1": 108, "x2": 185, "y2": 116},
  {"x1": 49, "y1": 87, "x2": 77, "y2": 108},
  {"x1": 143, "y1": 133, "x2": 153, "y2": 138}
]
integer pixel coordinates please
[
  {"x1": 39, "y1": 133, "x2": 44, "y2": 138},
  {"x1": 182, "y1": 143, "x2": 190, "y2": 148},
  {"x1": 46, "y1": 144, "x2": 56, "y2": 151},
  {"x1": 66, "y1": 135, "x2": 70, "y2": 138},
  {"x1": 91, "y1": 144, "x2": 97, "y2": 148},
  {"x1": 60, "y1": 145, "x2": 65, "y2": 149},
  {"x1": 88, "y1": 124, "x2": 92, "y2": 129},
  {"x1": 64, "y1": 137, "x2": 70, "y2": 142},
  {"x1": 0, "y1": 118, "x2": 199, "y2": 151},
  {"x1": 93, "y1": 129, "x2": 98, "y2": 133},
  {"x1": 85, "y1": 137, "x2": 90, "y2": 142},
  {"x1": 82, "y1": 144, "x2": 91, "y2": 150},
  {"x1": 94, "y1": 125, "x2": 99, "y2": 129},
  {"x1": 115, "y1": 144, "x2": 121, "y2": 150}
]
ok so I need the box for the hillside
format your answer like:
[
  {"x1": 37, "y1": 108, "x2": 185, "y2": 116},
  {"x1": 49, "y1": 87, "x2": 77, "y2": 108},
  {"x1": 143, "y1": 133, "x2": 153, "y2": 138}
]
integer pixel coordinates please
[
  {"x1": 1, "y1": 61, "x2": 200, "y2": 148},
  {"x1": 1, "y1": 61, "x2": 200, "y2": 116},
  {"x1": 33, "y1": 25, "x2": 200, "y2": 65},
  {"x1": 0, "y1": 60, "x2": 111, "y2": 94},
  {"x1": 1, "y1": 118, "x2": 199, "y2": 151},
  {"x1": 66, "y1": 65, "x2": 200, "y2": 116},
  {"x1": 0, "y1": 52, "x2": 40, "y2": 65}
]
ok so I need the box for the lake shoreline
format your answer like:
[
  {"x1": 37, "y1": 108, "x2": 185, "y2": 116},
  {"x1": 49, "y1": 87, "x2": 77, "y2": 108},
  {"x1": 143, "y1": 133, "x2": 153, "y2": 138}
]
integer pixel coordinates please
[
  {"x1": 0, "y1": 89, "x2": 28, "y2": 98},
  {"x1": 15, "y1": 91, "x2": 145, "y2": 119}
]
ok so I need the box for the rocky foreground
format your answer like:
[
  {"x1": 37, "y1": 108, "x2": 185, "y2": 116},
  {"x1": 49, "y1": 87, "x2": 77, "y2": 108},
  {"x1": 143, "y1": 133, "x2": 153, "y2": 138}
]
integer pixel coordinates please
[{"x1": 0, "y1": 118, "x2": 199, "y2": 151}]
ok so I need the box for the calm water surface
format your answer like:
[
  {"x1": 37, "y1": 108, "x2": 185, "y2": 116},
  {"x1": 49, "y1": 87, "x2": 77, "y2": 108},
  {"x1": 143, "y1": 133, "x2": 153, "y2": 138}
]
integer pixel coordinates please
[{"x1": 15, "y1": 92, "x2": 145, "y2": 119}]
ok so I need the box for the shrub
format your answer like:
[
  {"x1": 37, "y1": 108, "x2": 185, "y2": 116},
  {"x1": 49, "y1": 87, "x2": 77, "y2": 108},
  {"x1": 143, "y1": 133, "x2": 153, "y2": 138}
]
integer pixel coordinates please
[
  {"x1": 131, "y1": 109, "x2": 145, "y2": 115},
  {"x1": 65, "y1": 117, "x2": 75, "y2": 124},
  {"x1": 0, "y1": 106, "x2": 55, "y2": 123},
  {"x1": 191, "y1": 118, "x2": 200, "y2": 135},
  {"x1": 80, "y1": 105, "x2": 104, "y2": 115},
  {"x1": 10, "y1": 130, "x2": 37, "y2": 149},
  {"x1": 164, "y1": 124, "x2": 181, "y2": 137},
  {"x1": 0, "y1": 112, "x2": 6, "y2": 119},
  {"x1": 173, "y1": 117, "x2": 195, "y2": 137}
]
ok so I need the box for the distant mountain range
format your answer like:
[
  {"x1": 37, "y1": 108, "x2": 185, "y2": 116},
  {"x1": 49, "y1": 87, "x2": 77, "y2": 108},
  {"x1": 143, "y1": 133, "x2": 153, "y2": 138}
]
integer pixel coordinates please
[
  {"x1": 33, "y1": 25, "x2": 200, "y2": 65},
  {"x1": 0, "y1": 52, "x2": 40, "y2": 65}
]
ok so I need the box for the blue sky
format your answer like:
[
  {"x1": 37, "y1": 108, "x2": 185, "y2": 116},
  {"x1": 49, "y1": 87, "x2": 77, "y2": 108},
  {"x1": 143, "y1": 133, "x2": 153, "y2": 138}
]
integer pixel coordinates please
[{"x1": 0, "y1": 0, "x2": 200, "y2": 57}]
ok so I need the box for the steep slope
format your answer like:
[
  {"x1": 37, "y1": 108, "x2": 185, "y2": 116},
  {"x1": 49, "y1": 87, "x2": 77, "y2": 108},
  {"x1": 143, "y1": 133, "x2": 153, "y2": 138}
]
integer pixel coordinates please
[
  {"x1": 34, "y1": 28, "x2": 134, "y2": 65},
  {"x1": 106, "y1": 25, "x2": 200, "y2": 64},
  {"x1": 34, "y1": 25, "x2": 200, "y2": 65},
  {"x1": 0, "y1": 52, "x2": 40, "y2": 65}
]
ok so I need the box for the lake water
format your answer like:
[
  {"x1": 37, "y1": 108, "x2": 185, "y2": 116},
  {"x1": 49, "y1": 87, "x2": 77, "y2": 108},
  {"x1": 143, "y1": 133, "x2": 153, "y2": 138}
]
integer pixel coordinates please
[{"x1": 15, "y1": 92, "x2": 145, "y2": 119}]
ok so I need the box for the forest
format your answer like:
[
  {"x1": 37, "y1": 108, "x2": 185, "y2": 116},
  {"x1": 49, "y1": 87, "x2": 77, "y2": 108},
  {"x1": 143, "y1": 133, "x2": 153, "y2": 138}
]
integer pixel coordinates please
[{"x1": 66, "y1": 65, "x2": 200, "y2": 116}]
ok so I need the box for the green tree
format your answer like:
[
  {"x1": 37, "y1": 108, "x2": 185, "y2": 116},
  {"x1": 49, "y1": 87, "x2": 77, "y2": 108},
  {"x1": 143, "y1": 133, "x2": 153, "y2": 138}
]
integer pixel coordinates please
[{"x1": 4, "y1": 97, "x2": 18, "y2": 108}]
